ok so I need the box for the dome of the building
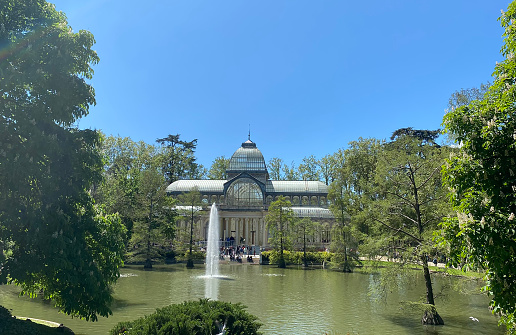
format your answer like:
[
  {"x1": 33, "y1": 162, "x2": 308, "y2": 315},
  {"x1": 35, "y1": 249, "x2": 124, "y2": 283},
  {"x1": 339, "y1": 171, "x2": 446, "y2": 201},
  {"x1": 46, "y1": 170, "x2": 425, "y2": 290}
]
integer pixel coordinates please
[{"x1": 227, "y1": 139, "x2": 267, "y2": 172}]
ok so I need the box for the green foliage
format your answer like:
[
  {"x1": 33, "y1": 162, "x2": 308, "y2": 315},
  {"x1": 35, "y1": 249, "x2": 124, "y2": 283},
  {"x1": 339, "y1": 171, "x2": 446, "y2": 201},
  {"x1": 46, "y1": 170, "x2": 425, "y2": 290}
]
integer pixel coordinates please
[
  {"x1": 207, "y1": 156, "x2": 229, "y2": 180},
  {"x1": 156, "y1": 134, "x2": 206, "y2": 182},
  {"x1": 390, "y1": 127, "x2": 441, "y2": 146},
  {"x1": 130, "y1": 167, "x2": 176, "y2": 269},
  {"x1": 109, "y1": 299, "x2": 262, "y2": 335},
  {"x1": 440, "y1": 2, "x2": 516, "y2": 330},
  {"x1": 447, "y1": 82, "x2": 490, "y2": 110},
  {"x1": 176, "y1": 250, "x2": 205, "y2": 262},
  {"x1": 0, "y1": 0, "x2": 126, "y2": 320},
  {"x1": 369, "y1": 135, "x2": 449, "y2": 259},
  {"x1": 298, "y1": 155, "x2": 321, "y2": 181},
  {"x1": 261, "y1": 250, "x2": 332, "y2": 265},
  {"x1": 267, "y1": 157, "x2": 284, "y2": 180},
  {"x1": 318, "y1": 153, "x2": 338, "y2": 186},
  {"x1": 95, "y1": 135, "x2": 156, "y2": 240},
  {"x1": 176, "y1": 188, "x2": 204, "y2": 266},
  {"x1": 96, "y1": 135, "x2": 177, "y2": 269},
  {"x1": 265, "y1": 197, "x2": 295, "y2": 267},
  {"x1": 329, "y1": 138, "x2": 382, "y2": 272},
  {"x1": 367, "y1": 135, "x2": 449, "y2": 313},
  {"x1": 294, "y1": 217, "x2": 321, "y2": 266},
  {"x1": 282, "y1": 161, "x2": 299, "y2": 181}
]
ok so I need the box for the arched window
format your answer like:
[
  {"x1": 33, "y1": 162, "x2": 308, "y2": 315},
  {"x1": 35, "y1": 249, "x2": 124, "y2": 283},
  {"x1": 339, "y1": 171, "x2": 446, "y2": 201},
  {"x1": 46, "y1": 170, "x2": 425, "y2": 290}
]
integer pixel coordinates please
[{"x1": 226, "y1": 178, "x2": 263, "y2": 207}]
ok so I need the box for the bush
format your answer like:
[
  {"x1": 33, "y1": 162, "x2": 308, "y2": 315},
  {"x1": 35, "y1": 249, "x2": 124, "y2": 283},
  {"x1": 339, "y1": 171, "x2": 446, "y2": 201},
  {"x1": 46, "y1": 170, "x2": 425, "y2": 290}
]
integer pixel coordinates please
[
  {"x1": 176, "y1": 250, "x2": 205, "y2": 262},
  {"x1": 261, "y1": 250, "x2": 333, "y2": 265},
  {"x1": 110, "y1": 299, "x2": 261, "y2": 335}
]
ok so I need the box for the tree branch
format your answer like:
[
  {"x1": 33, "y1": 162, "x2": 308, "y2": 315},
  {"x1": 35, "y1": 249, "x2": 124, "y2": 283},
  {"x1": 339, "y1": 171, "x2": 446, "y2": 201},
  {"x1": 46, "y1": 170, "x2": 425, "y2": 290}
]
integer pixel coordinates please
[
  {"x1": 373, "y1": 217, "x2": 422, "y2": 243},
  {"x1": 417, "y1": 166, "x2": 440, "y2": 190}
]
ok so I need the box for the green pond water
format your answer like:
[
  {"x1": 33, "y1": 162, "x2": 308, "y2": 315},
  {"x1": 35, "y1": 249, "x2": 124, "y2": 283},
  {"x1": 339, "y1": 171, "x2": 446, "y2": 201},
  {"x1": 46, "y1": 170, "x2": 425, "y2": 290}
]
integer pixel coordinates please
[{"x1": 0, "y1": 264, "x2": 504, "y2": 334}]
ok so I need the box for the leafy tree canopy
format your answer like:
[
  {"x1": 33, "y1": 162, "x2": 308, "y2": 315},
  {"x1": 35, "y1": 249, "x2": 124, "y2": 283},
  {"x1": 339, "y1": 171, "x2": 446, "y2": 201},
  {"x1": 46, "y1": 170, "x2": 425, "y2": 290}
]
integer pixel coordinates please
[
  {"x1": 207, "y1": 156, "x2": 229, "y2": 180},
  {"x1": 447, "y1": 82, "x2": 490, "y2": 110},
  {"x1": 390, "y1": 128, "x2": 441, "y2": 147},
  {"x1": 0, "y1": 0, "x2": 125, "y2": 320},
  {"x1": 156, "y1": 134, "x2": 205, "y2": 182},
  {"x1": 265, "y1": 196, "x2": 295, "y2": 268},
  {"x1": 441, "y1": 1, "x2": 516, "y2": 330}
]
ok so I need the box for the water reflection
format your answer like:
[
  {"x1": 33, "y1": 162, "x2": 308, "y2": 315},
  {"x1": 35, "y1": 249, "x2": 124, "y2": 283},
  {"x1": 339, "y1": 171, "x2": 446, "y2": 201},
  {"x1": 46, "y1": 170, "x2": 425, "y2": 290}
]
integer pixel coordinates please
[
  {"x1": 0, "y1": 265, "x2": 505, "y2": 335},
  {"x1": 204, "y1": 276, "x2": 219, "y2": 300}
]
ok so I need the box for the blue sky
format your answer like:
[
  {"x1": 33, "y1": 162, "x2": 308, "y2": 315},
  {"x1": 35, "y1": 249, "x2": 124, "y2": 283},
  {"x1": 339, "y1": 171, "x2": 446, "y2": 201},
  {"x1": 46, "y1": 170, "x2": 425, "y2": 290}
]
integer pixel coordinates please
[{"x1": 51, "y1": 0, "x2": 511, "y2": 169}]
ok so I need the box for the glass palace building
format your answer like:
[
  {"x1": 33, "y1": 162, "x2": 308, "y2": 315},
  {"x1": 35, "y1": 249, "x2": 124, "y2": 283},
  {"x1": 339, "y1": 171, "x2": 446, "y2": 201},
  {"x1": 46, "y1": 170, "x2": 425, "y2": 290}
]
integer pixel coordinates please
[{"x1": 166, "y1": 138, "x2": 334, "y2": 248}]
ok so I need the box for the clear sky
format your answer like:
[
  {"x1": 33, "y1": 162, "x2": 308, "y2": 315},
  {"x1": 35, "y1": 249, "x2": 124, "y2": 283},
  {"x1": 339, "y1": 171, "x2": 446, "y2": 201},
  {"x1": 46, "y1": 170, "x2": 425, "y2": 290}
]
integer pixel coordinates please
[{"x1": 51, "y1": 0, "x2": 511, "y2": 169}]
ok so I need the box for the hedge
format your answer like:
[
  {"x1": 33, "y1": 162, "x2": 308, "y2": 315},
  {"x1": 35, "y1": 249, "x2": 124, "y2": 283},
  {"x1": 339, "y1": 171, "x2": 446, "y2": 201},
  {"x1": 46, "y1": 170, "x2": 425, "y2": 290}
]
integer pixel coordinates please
[
  {"x1": 261, "y1": 250, "x2": 333, "y2": 265},
  {"x1": 110, "y1": 299, "x2": 261, "y2": 335}
]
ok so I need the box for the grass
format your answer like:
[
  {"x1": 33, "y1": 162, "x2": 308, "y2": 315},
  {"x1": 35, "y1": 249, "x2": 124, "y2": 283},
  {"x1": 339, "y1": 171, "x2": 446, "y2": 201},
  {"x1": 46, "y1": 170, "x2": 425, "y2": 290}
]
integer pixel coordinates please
[{"x1": 355, "y1": 259, "x2": 484, "y2": 279}]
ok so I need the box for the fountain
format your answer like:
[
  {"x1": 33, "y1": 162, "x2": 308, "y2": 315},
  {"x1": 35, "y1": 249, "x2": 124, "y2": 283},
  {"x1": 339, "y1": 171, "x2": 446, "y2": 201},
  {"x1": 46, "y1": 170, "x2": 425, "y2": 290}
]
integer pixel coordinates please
[
  {"x1": 204, "y1": 203, "x2": 221, "y2": 300},
  {"x1": 205, "y1": 203, "x2": 220, "y2": 277}
]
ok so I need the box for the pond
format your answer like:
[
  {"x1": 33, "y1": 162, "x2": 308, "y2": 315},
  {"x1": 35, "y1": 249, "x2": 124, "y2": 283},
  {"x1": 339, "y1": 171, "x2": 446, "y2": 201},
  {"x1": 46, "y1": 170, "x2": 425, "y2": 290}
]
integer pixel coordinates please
[{"x1": 0, "y1": 264, "x2": 504, "y2": 334}]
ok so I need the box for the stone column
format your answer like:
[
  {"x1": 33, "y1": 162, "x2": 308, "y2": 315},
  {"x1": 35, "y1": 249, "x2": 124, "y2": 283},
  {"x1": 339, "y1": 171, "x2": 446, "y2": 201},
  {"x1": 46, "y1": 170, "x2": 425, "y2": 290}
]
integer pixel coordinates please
[
  {"x1": 236, "y1": 218, "x2": 241, "y2": 245},
  {"x1": 250, "y1": 218, "x2": 255, "y2": 245},
  {"x1": 244, "y1": 218, "x2": 249, "y2": 245}
]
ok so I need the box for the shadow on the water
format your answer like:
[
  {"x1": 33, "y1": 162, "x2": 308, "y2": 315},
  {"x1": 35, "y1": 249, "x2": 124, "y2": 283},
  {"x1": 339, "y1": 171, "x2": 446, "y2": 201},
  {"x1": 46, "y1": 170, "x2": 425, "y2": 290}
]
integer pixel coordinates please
[
  {"x1": 110, "y1": 298, "x2": 148, "y2": 309},
  {"x1": 383, "y1": 312, "x2": 504, "y2": 335},
  {"x1": 201, "y1": 276, "x2": 235, "y2": 281},
  {"x1": 383, "y1": 314, "x2": 441, "y2": 335},
  {"x1": 122, "y1": 265, "x2": 188, "y2": 273}
]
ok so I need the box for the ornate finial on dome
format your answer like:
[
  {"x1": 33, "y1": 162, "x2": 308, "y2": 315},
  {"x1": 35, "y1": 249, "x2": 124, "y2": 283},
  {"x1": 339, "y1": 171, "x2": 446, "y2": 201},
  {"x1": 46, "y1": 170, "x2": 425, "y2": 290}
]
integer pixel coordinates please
[{"x1": 242, "y1": 125, "x2": 255, "y2": 147}]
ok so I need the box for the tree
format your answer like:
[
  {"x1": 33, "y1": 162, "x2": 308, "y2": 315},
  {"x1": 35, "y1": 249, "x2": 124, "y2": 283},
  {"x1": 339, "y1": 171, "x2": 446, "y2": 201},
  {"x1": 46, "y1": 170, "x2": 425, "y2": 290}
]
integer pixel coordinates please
[
  {"x1": 177, "y1": 188, "x2": 203, "y2": 268},
  {"x1": 95, "y1": 135, "x2": 178, "y2": 262},
  {"x1": 130, "y1": 166, "x2": 176, "y2": 270},
  {"x1": 282, "y1": 161, "x2": 299, "y2": 181},
  {"x1": 268, "y1": 157, "x2": 284, "y2": 180},
  {"x1": 0, "y1": 0, "x2": 126, "y2": 320},
  {"x1": 447, "y1": 82, "x2": 490, "y2": 110},
  {"x1": 207, "y1": 156, "x2": 229, "y2": 180},
  {"x1": 370, "y1": 134, "x2": 449, "y2": 325},
  {"x1": 444, "y1": 83, "x2": 491, "y2": 146},
  {"x1": 295, "y1": 217, "x2": 319, "y2": 267},
  {"x1": 318, "y1": 153, "x2": 339, "y2": 186},
  {"x1": 390, "y1": 127, "x2": 441, "y2": 147},
  {"x1": 440, "y1": 2, "x2": 516, "y2": 331},
  {"x1": 298, "y1": 155, "x2": 321, "y2": 181},
  {"x1": 329, "y1": 138, "x2": 382, "y2": 271},
  {"x1": 265, "y1": 196, "x2": 295, "y2": 268},
  {"x1": 156, "y1": 134, "x2": 205, "y2": 183},
  {"x1": 94, "y1": 135, "x2": 153, "y2": 241}
]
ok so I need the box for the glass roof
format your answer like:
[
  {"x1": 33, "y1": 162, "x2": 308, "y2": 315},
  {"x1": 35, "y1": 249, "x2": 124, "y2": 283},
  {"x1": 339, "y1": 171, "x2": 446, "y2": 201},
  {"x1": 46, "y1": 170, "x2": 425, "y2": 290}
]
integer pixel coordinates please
[
  {"x1": 166, "y1": 180, "x2": 225, "y2": 193},
  {"x1": 266, "y1": 181, "x2": 328, "y2": 194},
  {"x1": 291, "y1": 207, "x2": 334, "y2": 219},
  {"x1": 227, "y1": 140, "x2": 267, "y2": 172}
]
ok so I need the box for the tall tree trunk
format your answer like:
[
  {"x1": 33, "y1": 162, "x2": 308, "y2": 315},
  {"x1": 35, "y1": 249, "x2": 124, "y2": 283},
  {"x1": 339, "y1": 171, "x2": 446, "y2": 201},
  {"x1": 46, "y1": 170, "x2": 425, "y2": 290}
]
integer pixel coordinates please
[
  {"x1": 144, "y1": 200, "x2": 153, "y2": 269},
  {"x1": 342, "y1": 227, "x2": 351, "y2": 272},
  {"x1": 420, "y1": 255, "x2": 444, "y2": 325},
  {"x1": 278, "y1": 210, "x2": 286, "y2": 268},
  {"x1": 303, "y1": 229, "x2": 308, "y2": 267},
  {"x1": 187, "y1": 204, "x2": 194, "y2": 268}
]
